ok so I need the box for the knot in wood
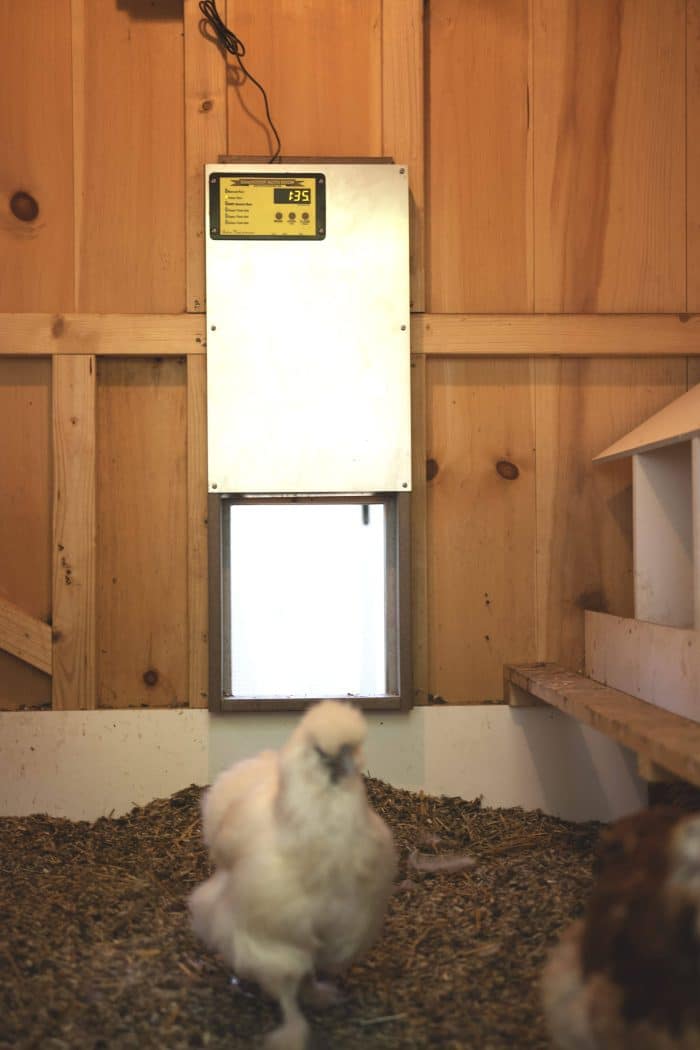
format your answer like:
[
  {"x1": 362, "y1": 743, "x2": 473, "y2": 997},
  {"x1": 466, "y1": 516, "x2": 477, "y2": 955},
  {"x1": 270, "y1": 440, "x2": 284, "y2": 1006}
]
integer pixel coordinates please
[
  {"x1": 496, "y1": 459, "x2": 519, "y2": 481},
  {"x1": 10, "y1": 191, "x2": 39, "y2": 222},
  {"x1": 143, "y1": 669, "x2": 159, "y2": 687}
]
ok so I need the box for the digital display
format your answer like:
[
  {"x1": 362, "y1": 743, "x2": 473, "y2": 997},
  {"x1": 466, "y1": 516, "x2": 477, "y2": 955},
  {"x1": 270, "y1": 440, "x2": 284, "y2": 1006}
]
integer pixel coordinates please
[
  {"x1": 274, "y1": 187, "x2": 312, "y2": 205},
  {"x1": 210, "y1": 172, "x2": 325, "y2": 240}
]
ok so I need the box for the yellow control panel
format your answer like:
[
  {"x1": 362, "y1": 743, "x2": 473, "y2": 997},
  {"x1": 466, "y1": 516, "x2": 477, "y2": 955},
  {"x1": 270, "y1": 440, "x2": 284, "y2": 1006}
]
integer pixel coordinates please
[{"x1": 209, "y1": 173, "x2": 325, "y2": 240}]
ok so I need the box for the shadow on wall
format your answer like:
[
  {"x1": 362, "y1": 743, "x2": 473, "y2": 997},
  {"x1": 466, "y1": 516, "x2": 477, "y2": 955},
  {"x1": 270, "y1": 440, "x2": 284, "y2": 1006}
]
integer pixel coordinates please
[
  {"x1": 116, "y1": 0, "x2": 183, "y2": 20},
  {"x1": 510, "y1": 706, "x2": 647, "y2": 823}
]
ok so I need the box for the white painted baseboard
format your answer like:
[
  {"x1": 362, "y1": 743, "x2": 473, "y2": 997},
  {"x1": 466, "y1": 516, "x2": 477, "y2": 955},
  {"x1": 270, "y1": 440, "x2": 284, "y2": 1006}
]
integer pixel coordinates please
[
  {"x1": 0, "y1": 709, "x2": 208, "y2": 821},
  {"x1": 1, "y1": 705, "x2": 646, "y2": 823}
]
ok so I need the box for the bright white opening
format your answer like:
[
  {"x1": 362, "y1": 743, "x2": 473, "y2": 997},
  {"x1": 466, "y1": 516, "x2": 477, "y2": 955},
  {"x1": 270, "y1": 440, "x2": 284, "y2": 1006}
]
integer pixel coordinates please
[{"x1": 227, "y1": 502, "x2": 387, "y2": 698}]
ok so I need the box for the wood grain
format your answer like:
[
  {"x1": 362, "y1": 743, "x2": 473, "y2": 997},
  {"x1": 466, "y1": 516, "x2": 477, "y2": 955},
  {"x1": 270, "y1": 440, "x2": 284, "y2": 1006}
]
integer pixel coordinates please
[
  {"x1": 4, "y1": 313, "x2": 700, "y2": 359},
  {"x1": 0, "y1": 314, "x2": 205, "y2": 356},
  {"x1": 411, "y1": 314, "x2": 700, "y2": 357},
  {"x1": 71, "y1": 0, "x2": 86, "y2": 314},
  {"x1": 0, "y1": 359, "x2": 52, "y2": 709},
  {"x1": 505, "y1": 662, "x2": 700, "y2": 788},
  {"x1": 96, "y1": 358, "x2": 188, "y2": 708},
  {"x1": 0, "y1": 595, "x2": 52, "y2": 676},
  {"x1": 586, "y1": 611, "x2": 700, "y2": 724},
  {"x1": 594, "y1": 384, "x2": 700, "y2": 461},
  {"x1": 410, "y1": 354, "x2": 428, "y2": 704},
  {"x1": 52, "y1": 355, "x2": 96, "y2": 710},
  {"x1": 535, "y1": 358, "x2": 687, "y2": 674},
  {"x1": 5, "y1": 313, "x2": 700, "y2": 359},
  {"x1": 689, "y1": 0, "x2": 700, "y2": 311},
  {"x1": 534, "y1": 0, "x2": 685, "y2": 312},
  {"x1": 187, "y1": 355, "x2": 209, "y2": 708},
  {"x1": 225, "y1": 0, "x2": 382, "y2": 159},
  {"x1": 0, "y1": 0, "x2": 74, "y2": 312},
  {"x1": 427, "y1": 0, "x2": 532, "y2": 312},
  {"x1": 427, "y1": 358, "x2": 537, "y2": 702},
  {"x1": 185, "y1": 0, "x2": 228, "y2": 312},
  {"x1": 383, "y1": 0, "x2": 425, "y2": 311},
  {"x1": 73, "y1": 0, "x2": 185, "y2": 312}
]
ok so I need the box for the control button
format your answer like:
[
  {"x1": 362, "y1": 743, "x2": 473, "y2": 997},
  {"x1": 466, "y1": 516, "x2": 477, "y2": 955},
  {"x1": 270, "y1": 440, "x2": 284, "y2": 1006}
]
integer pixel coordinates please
[
  {"x1": 301, "y1": 212, "x2": 310, "y2": 223},
  {"x1": 274, "y1": 211, "x2": 283, "y2": 221},
  {"x1": 288, "y1": 212, "x2": 296, "y2": 222}
]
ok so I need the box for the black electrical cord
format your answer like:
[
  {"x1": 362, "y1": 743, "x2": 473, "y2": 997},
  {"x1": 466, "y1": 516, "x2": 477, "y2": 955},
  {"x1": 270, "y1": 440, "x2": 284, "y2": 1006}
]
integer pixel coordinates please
[{"x1": 198, "y1": 0, "x2": 282, "y2": 163}]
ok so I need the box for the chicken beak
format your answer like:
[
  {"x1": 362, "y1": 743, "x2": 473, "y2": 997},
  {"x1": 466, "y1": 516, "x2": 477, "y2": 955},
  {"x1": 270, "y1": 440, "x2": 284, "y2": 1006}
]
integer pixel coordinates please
[{"x1": 330, "y1": 744, "x2": 356, "y2": 783}]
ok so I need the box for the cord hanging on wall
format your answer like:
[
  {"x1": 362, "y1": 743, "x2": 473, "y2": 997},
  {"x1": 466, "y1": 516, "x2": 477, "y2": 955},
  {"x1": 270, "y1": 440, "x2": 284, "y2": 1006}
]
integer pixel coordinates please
[{"x1": 199, "y1": 0, "x2": 282, "y2": 162}]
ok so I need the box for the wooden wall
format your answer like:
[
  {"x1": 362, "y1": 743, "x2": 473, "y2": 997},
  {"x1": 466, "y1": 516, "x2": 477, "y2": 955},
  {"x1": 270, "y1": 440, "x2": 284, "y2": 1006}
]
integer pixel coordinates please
[{"x1": 1, "y1": 0, "x2": 699, "y2": 710}]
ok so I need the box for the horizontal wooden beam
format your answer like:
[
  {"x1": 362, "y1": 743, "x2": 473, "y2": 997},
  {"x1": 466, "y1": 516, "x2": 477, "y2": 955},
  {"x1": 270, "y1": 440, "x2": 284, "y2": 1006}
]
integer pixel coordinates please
[
  {"x1": 0, "y1": 594, "x2": 52, "y2": 675},
  {"x1": 504, "y1": 662, "x2": 700, "y2": 787},
  {"x1": 412, "y1": 313, "x2": 700, "y2": 356},
  {"x1": 0, "y1": 314, "x2": 206, "y2": 356},
  {"x1": 4, "y1": 312, "x2": 700, "y2": 359}
]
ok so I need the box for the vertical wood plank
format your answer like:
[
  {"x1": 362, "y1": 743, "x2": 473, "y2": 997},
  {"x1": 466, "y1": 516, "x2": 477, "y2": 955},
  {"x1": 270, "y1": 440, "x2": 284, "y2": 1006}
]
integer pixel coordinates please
[
  {"x1": 0, "y1": 359, "x2": 52, "y2": 709},
  {"x1": 52, "y1": 355, "x2": 96, "y2": 710},
  {"x1": 689, "y1": 0, "x2": 700, "y2": 311},
  {"x1": 96, "y1": 358, "x2": 188, "y2": 708},
  {"x1": 427, "y1": 358, "x2": 537, "y2": 702},
  {"x1": 187, "y1": 355, "x2": 209, "y2": 708},
  {"x1": 185, "y1": 0, "x2": 228, "y2": 313},
  {"x1": 225, "y1": 0, "x2": 382, "y2": 158},
  {"x1": 382, "y1": 0, "x2": 425, "y2": 312},
  {"x1": 0, "y1": 0, "x2": 74, "y2": 312},
  {"x1": 534, "y1": 0, "x2": 685, "y2": 312},
  {"x1": 73, "y1": 0, "x2": 185, "y2": 312},
  {"x1": 71, "y1": 0, "x2": 86, "y2": 313},
  {"x1": 693, "y1": 438, "x2": 700, "y2": 630},
  {"x1": 536, "y1": 358, "x2": 687, "y2": 673},
  {"x1": 633, "y1": 446, "x2": 694, "y2": 628},
  {"x1": 410, "y1": 354, "x2": 428, "y2": 704},
  {"x1": 427, "y1": 0, "x2": 532, "y2": 312}
]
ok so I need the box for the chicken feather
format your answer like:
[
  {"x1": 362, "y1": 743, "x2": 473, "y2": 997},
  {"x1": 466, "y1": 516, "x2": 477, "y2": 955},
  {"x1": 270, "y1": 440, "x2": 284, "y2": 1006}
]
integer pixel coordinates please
[
  {"x1": 189, "y1": 700, "x2": 397, "y2": 1049},
  {"x1": 542, "y1": 807, "x2": 700, "y2": 1050}
]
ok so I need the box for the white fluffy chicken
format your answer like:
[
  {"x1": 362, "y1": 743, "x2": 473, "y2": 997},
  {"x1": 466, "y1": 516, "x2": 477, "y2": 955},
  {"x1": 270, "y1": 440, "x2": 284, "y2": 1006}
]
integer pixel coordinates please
[
  {"x1": 542, "y1": 807, "x2": 700, "y2": 1049},
  {"x1": 188, "y1": 700, "x2": 397, "y2": 1049}
]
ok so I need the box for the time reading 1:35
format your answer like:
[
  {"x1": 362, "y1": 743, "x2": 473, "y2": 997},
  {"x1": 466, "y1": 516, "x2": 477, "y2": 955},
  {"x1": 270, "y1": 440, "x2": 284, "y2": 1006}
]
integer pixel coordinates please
[{"x1": 273, "y1": 188, "x2": 311, "y2": 204}]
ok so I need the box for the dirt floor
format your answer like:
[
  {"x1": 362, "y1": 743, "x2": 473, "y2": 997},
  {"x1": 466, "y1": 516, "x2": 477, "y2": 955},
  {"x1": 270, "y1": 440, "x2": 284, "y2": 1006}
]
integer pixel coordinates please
[{"x1": 2, "y1": 777, "x2": 689, "y2": 1050}]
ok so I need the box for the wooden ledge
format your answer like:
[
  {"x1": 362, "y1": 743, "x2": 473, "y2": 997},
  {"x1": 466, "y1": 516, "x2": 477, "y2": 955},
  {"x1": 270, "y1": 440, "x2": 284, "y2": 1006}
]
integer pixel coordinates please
[{"x1": 504, "y1": 662, "x2": 700, "y2": 788}]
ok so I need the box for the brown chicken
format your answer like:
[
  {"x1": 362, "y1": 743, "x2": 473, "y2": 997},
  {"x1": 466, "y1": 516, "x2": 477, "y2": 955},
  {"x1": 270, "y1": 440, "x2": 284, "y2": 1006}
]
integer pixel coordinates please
[{"x1": 542, "y1": 806, "x2": 700, "y2": 1049}]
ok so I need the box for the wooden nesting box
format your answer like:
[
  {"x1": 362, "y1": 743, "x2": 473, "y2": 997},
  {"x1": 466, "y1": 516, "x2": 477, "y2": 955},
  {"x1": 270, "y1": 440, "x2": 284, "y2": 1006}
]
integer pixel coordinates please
[
  {"x1": 594, "y1": 383, "x2": 700, "y2": 630},
  {"x1": 505, "y1": 387, "x2": 700, "y2": 790},
  {"x1": 585, "y1": 387, "x2": 700, "y2": 729}
]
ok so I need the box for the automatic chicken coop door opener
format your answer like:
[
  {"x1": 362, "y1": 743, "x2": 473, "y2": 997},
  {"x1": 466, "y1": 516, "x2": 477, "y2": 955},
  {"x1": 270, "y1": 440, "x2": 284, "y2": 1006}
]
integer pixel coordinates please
[
  {"x1": 205, "y1": 163, "x2": 412, "y2": 710},
  {"x1": 205, "y1": 163, "x2": 411, "y2": 494}
]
